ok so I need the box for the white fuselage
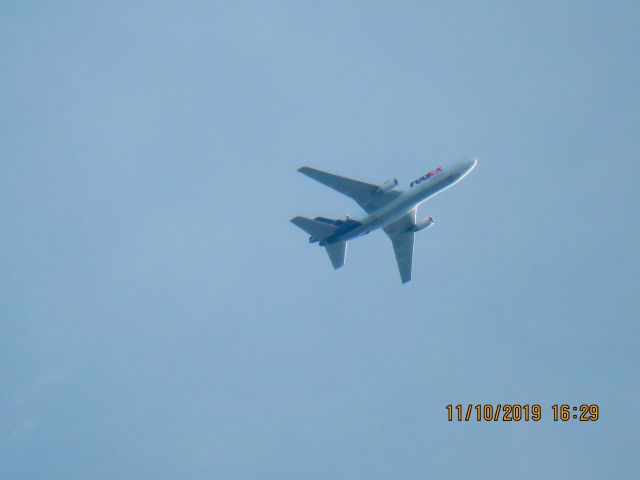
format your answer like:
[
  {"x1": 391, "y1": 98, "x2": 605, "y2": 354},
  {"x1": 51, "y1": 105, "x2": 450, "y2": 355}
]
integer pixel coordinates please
[{"x1": 328, "y1": 158, "x2": 477, "y2": 243}]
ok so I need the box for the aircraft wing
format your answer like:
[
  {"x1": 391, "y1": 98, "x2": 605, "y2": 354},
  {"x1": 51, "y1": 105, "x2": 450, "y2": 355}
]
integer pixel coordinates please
[
  {"x1": 298, "y1": 166, "x2": 402, "y2": 214},
  {"x1": 383, "y1": 208, "x2": 416, "y2": 284}
]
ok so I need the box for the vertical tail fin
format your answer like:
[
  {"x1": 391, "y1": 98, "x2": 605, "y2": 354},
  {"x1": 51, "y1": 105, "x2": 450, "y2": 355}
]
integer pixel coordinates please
[
  {"x1": 291, "y1": 216, "x2": 347, "y2": 269},
  {"x1": 325, "y1": 241, "x2": 347, "y2": 269}
]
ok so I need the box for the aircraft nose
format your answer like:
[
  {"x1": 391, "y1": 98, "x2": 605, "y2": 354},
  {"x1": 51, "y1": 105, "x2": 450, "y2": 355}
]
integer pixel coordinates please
[
  {"x1": 451, "y1": 158, "x2": 477, "y2": 181},
  {"x1": 463, "y1": 157, "x2": 478, "y2": 171}
]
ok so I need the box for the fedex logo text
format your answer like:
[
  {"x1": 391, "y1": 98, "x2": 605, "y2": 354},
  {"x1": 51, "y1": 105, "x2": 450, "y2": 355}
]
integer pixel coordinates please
[{"x1": 410, "y1": 167, "x2": 443, "y2": 187}]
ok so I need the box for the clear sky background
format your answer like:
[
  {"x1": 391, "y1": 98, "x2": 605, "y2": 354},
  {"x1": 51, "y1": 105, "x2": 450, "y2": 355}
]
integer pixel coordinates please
[{"x1": 2, "y1": 1, "x2": 639, "y2": 478}]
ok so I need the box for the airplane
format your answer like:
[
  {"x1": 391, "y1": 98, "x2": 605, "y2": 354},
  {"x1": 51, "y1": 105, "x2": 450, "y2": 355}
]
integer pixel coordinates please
[{"x1": 290, "y1": 158, "x2": 477, "y2": 283}]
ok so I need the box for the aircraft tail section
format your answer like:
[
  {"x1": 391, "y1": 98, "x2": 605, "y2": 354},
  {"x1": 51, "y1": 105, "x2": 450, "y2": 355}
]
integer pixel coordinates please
[
  {"x1": 325, "y1": 241, "x2": 347, "y2": 269},
  {"x1": 291, "y1": 216, "x2": 348, "y2": 269},
  {"x1": 290, "y1": 216, "x2": 338, "y2": 242}
]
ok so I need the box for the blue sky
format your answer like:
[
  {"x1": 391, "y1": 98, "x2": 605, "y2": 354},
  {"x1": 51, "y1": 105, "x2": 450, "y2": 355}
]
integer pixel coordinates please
[{"x1": 1, "y1": 1, "x2": 639, "y2": 478}]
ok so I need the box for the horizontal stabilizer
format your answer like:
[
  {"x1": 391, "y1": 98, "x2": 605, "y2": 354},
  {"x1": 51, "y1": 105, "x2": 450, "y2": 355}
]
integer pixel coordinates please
[
  {"x1": 314, "y1": 216, "x2": 343, "y2": 226},
  {"x1": 325, "y1": 241, "x2": 347, "y2": 269},
  {"x1": 290, "y1": 216, "x2": 337, "y2": 241}
]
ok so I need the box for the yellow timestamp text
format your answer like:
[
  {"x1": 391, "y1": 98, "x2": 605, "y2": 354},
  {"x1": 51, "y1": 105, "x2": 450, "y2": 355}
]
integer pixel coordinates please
[{"x1": 445, "y1": 404, "x2": 600, "y2": 422}]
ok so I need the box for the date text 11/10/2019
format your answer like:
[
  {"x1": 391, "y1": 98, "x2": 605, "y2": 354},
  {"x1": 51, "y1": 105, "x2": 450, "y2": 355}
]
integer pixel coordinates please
[{"x1": 445, "y1": 404, "x2": 599, "y2": 422}]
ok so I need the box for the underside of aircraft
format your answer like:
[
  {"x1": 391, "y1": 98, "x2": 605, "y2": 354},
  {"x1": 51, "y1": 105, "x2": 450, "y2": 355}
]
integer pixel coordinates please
[
  {"x1": 291, "y1": 160, "x2": 476, "y2": 283},
  {"x1": 290, "y1": 167, "x2": 421, "y2": 283}
]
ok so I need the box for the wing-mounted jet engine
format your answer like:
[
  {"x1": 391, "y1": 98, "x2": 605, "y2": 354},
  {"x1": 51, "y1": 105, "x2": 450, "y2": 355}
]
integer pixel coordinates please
[
  {"x1": 378, "y1": 178, "x2": 399, "y2": 193},
  {"x1": 411, "y1": 216, "x2": 434, "y2": 232}
]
